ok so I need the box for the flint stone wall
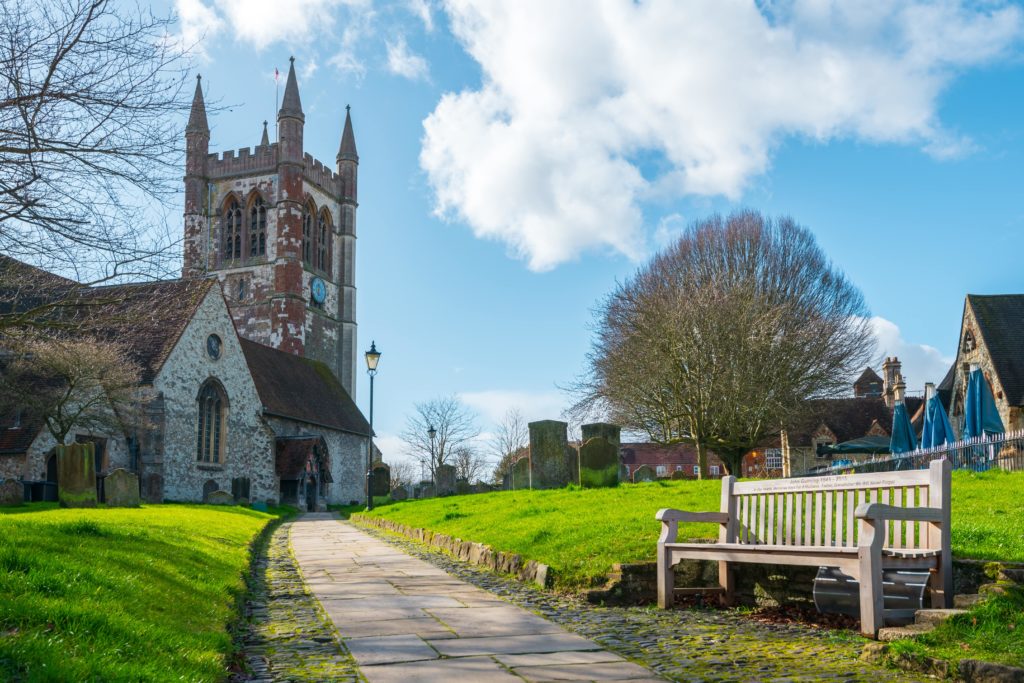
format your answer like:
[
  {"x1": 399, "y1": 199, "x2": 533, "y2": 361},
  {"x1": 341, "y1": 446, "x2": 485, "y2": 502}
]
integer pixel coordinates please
[
  {"x1": 579, "y1": 436, "x2": 619, "y2": 488},
  {"x1": 528, "y1": 420, "x2": 574, "y2": 489},
  {"x1": 104, "y1": 468, "x2": 140, "y2": 507},
  {"x1": 354, "y1": 514, "x2": 550, "y2": 588}
]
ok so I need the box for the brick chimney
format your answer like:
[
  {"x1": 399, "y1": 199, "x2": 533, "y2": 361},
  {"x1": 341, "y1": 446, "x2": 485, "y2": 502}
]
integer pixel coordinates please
[{"x1": 882, "y1": 356, "x2": 903, "y2": 408}]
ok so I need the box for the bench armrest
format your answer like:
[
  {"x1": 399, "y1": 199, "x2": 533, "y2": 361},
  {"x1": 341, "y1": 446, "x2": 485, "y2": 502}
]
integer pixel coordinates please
[
  {"x1": 656, "y1": 508, "x2": 729, "y2": 544},
  {"x1": 854, "y1": 503, "x2": 942, "y2": 523}
]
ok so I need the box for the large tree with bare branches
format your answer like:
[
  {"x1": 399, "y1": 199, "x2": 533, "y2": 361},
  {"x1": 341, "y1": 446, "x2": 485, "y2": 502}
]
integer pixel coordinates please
[
  {"x1": 399, "y1": 396, "x2": 480, "y2": 484},
  {"x1": 0, "y1": 0, "x2": 192, "y2": 329},
  {"x1": 489, "y1": 407, "x2": 528, "y2": 484},
  {"x1": 572, "y1": 211, "x2": 875, "y2": 476}
]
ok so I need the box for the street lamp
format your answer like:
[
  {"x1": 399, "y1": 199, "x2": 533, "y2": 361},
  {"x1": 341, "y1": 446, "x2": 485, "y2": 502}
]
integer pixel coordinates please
[
  {"x1": 428, "y1": 424, "x2": 436, "y2": 488},
  {"x1": 365, "y1": 341, "x2": 381, "y2": 511}
]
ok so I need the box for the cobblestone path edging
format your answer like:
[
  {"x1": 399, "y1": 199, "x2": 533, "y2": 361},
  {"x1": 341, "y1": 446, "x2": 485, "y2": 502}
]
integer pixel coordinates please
[
  {"x1": 232, "y1": 519, "x2": 363, "y2": 682},
  {"x1": 352, "y1": 519, "x2": 926, "y2": 683}
]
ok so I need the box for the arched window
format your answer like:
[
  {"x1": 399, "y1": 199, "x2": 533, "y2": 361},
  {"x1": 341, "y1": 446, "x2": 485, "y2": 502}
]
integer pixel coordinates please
[
  {"x1": 197, "y1": 381, "x2": 228, "y2": 463},
  {"x1": 301, "y1": 201, "x2": 315, "y2": 265},
  {"x1": 318, "y1": 210, "x2": 331, "y2": 272},
  {"x1": 249, "y1": 195, "x2": 267, "y2": 257},
  {"x1": 222, "y1": 198, "x2": 242, "y2": 261}
]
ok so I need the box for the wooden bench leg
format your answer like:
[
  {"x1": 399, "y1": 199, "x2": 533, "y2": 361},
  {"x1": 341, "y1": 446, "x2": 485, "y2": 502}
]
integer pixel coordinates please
[
  {"x1": 857, "y1": 552, "x2": 884, "y2": 638},
  {"x1": 718, "y1": 560, "x2": 734, "y2": 606},
  {"x1": 657, "y1": 545, "x2": 673, "y2": 609}
]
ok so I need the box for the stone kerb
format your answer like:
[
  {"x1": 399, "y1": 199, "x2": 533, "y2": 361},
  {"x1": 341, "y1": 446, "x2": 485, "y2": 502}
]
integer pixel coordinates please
[
  {"x1": 528, "y1": 420, "x2": 574, "y2": 489},
  {"x1": 353, "y1": 514, "x2": 551, "y2": 588},
  {"x1": 206, "y1": 490, "x2": 235, "y2": 505},
  {"x1": 58, "y1": 442, "x2": 97, "y2": 508},
  {"x1": 632, "y1": 464, "x2": 656, "y2": 483},
  {"x1": 104, "y1": 468, "x2": 140, "y2": 507},
  {"x1": 580, "y1": 436, "x2": 620, "y2": 488},
  {"x1": 0, "y1": 479, "x2": 23, "y2": 506}
]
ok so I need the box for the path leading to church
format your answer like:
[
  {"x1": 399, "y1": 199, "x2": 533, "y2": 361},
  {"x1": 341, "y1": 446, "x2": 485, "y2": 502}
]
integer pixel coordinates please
[{"x1": 290, "y1": 513, "x2": 664, "y2": 682}]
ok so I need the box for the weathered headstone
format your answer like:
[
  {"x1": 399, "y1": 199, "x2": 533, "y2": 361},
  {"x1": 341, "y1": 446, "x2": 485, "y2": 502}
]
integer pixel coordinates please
[
  {"x1": 511, "y1": 455, "x2": 531, "y2": 490},
  {"x1": 416, "y1": 482, "x2": 434, "y2": 499},
  {"x1": 0, "y1": 479, "x2": 23, "y2": 506},
  {"x1": 455, "y1": 478, "x2": 471, "y2": 495},
  {"x1": 207, "y1": 490, "x2": 234, "y2": 505},
  {"x1": 141, "y1": 473, "x2": 163, "y2": 503},
  {"x1": 371, "y1": 463, "x2": 391, "y2": 497},
  {"x1": 231, "y1": 477, "x2": 251, "y2": 502},
  {"x1": 632, "y1": 464, "x2": 656, "y2": 483},
  {"x1": 202, "y1": 479, "x2": 219, "y2": 501},
  {"x1": 579, "y1": 436, "x2": 619, "y2": 488},
  {"x1": 670, "y1": 469, "x2": 688, "y2": 480},
  {"x1": 473, "y1": 482, "x2": 493, "y2": 494},
  {"x1": 390, "y1": 486, "x2": 408, "y2": 501},
  {"x1": 58, "y1": 443, "x2": 97, "y2": 508},
  {"x1": 581, "y1": 423, "x2": 622, "y2": 448},
  {"x1": 436, "y1": 464, "x2": 456, "y2": 496},
  {"x1": 528, "y1": 420, "x2": 573, "y2": 489},
  {"x1": 104, "y1": 468, "x2": 140, "y2": 507}
]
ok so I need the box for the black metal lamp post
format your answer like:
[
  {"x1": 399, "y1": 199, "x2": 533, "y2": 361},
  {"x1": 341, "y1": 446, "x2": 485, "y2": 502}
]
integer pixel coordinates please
[
  {"x1": 364, "y1": 341, "x2": 381, "y2": 510},
  {"x1": 428, "y1": 424, "x2": 436, "y2": 488}
]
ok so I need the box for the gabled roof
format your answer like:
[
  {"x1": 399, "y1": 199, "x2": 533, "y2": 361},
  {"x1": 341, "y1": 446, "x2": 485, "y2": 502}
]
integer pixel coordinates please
[
  {"x1": 967, "y1": 294, "x2": 1024, "y2": 406},
  {"x1": 787, "y1": 396, "x2": 924, "y2": 444},
  {"x1": 854, "y1": 367, "x2": 883, "y2": 386},
  {"x1": 240, "y1": 339, "x2": 369, "y2": 436}
]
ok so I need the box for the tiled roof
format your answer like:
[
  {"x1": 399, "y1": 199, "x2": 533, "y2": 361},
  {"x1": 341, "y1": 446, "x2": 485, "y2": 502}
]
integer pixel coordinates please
[
  {"x1": 787, "y1": 396, "x2": 923, "y2": 444},
  {"x1": 968, "y1": 294, "x2": 1024, "y2": 406},
  {"x1": 936, "y1": 362, "x2": 956, "y2": 410},
  {"x1": 240, "y1": 339, "x2": 369, "y2": 436}
]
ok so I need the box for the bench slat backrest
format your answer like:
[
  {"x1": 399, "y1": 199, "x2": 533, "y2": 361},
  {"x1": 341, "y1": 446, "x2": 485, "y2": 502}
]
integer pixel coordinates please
[{"x1": 722, "y1": 460, "x2": 949, "y2": 550}]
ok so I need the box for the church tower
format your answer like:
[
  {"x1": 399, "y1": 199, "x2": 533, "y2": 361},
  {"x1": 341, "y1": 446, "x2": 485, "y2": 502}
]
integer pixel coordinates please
[{"x1": 181, "y1": 60, "x2": 360, "y2": 397}]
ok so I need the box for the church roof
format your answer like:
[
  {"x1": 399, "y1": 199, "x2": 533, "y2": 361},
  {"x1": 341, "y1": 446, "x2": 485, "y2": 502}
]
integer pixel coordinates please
[
  {"x1": 278, "y1": 59, "x2": 303, "y2": 119},
  {"x1": 239, "y1": 339, "x2": 370, "y2": 436},
  {"x1": 967, "y1": 294, "x2": 1024, "y2": 406}
]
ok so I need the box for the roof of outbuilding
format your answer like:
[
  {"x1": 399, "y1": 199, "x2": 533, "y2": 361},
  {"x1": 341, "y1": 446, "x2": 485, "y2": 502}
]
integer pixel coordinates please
[
  {"x1": 240, "y1": 339, "x2": 369, "y2": 436},
  {"x1": 786, "y1": 396, "x2": 924, "y2": 444},
  {"x1": 967, "y1": 294, "x2": 1024, "y2": 406}
]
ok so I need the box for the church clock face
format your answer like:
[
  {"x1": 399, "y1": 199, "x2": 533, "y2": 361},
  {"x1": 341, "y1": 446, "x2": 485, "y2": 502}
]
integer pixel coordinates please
[
  {"x1": 206, "y1": 334, "x2": 222, "y2": 360},
  {"x1": 310, "y1": 277, "x2": 327, "y2": 305}
]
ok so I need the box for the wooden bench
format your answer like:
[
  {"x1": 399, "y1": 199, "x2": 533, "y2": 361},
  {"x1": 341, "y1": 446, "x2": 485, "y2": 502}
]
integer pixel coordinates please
[{"x1": 656, "y1": 459, "x2": 952, "y2": 637}]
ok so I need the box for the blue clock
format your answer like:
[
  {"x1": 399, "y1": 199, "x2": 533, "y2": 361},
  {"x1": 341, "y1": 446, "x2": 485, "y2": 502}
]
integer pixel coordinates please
[{"x1": 310, "y1": 277, "x2": 327, "y2": 305}]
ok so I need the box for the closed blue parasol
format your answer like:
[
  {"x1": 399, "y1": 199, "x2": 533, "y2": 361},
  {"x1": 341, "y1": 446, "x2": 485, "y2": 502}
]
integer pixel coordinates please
[
  {"x1": 963, "y1": 367, "x2": 1005, "y2": 440},
  {"x1": 890, "y1": 401, "x2": 917, "y2": 455},
  {"x1": 921, "y1": 394, "x2": 956, "y2": 449}
]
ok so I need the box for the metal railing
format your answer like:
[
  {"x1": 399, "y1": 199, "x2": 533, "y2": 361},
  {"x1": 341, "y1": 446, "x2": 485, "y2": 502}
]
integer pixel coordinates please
[{"x1": 805, "y1": 428, "x2": 1024, "y2": 476}]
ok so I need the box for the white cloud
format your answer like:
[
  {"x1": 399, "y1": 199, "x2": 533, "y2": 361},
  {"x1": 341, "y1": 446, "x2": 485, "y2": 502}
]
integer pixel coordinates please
[
  {"x1": 459, "y1": 389, "x2": 567, "y2": 427},
  {"x1": 173, "y1": 0, "x2": 223, "y2": 58},
  {"x1": 653, "y1": 213, "x2": 684, "y2": 249},
  {"x1": 409, "y1": 0, "x2": 434, "y2": 32},
  {"x1": 422, "y1": 0, "x2": 1023, "y2": 271},
  {"x1": 300, "y1": 58, "x2": 319, "y2": 80},
  {"x1": 868, "y1": 317, "x2": 954, "y2": 391},
  {"x1": 215, "y1": 0, "x2": 367, "y2": 45},
  {"x1": 386, "y1": 35, "x2": 430, "y2": 80}
]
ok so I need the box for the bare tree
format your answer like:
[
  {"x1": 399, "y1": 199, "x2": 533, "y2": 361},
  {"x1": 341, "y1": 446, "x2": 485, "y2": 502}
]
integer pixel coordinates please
[
  {"x1": 0, "y1": 336, "x2": 146, "y2": 445},
  {"x1": 572, "y1": 211, "x2": 875, "y2": 476},
  {"x1": 399, "y1": 396, "x2": 481, "y2": 483},
  {"x1": 388, "y1": 459, "x2": 416, "y2": 490},
  {"x1": 452, "y1": 445, "x2": 487, "y2": 484},
  {"x1": 489, "y1": 407, "x2": 528, "y2": 483},
  {"x1": 0, "y1": 0, "x2": 193, "y2": 321}
]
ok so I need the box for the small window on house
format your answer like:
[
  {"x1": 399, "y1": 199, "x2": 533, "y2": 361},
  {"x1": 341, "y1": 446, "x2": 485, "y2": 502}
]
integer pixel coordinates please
[
  {"x1": 710, "y1": 465, "x2": 720, "y2": 476},
  {"x1": 249, "y1": 196, "x2": 267, "y2": 257},
  {"x1": 692, "y1": 465, "x2": 699, "y2": 475},
  {"x1": 656, "y1": 465, "x2": 667, "y2": 476},
  {"x1": 197, "y1": 380, "x2": 228, "y2": 463},
  {"x1": 237, "y1": 278, "x2": 247, "y2": 301},
  {"x1": 222, "y1": 198, "x2": 242, "y2": 260},
  {"x1": 765, "y1": 448, "x2": 783, "y2": 470},
  {"x1": 675, "y1": 464, "x2": 682, "y2": 471}
]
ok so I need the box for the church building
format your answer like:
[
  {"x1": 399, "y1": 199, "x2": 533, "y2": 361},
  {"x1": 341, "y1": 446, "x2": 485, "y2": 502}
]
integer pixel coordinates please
[{"x1": 0, "y1": 60, "x2": 374, "y2": 509}]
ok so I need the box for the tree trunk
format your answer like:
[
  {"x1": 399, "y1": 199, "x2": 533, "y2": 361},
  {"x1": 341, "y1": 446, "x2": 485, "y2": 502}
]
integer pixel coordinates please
[{"x1": 696, "y1": 441, "x2": 708, "y2": 480}]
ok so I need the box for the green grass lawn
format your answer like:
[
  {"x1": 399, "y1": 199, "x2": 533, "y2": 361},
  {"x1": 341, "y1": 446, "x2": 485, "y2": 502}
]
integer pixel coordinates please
[
  {"x1": 358, "y1": 470, "x2": 1024, "y2": 591},
  {"x1": 0, "y1": 503, "x2": 287, "y2": 682}
]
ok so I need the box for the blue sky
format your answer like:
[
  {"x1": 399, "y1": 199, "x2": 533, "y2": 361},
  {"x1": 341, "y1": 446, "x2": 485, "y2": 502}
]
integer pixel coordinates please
[{"x1": 164, "y1": 0, "x2": 1024, "y2": 468}]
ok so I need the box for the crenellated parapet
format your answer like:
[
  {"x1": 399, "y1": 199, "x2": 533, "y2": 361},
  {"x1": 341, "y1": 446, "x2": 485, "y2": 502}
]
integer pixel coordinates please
[
  {"x1": 302, "y1": 153, "x2": 343, "y2": 198},
  {"x1": 208, "y1": 145, "x2": 277, "y2": 179}
]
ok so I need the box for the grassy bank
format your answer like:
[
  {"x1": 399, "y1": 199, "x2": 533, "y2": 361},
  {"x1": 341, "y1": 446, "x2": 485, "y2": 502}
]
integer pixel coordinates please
[
  {"x1": 0, "y1": 503, "x2": 286, "y2": 682},
  {"x1": 359, "y1": 470, "x2": 1024, "y2": 591}
]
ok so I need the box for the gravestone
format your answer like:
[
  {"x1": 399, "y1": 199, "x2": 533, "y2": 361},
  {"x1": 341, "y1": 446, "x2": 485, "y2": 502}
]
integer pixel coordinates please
[
  {"x1": 511, "y1": 455, "x2": 531, "y2": 490},
  {"x1": 473, "y1": 482, "x2": 493, "y2": 494},
  {"x1": 141, "y1": 473, "x2": 163, "y2": 503},
  {"x1": 632, "y1": 464, "x2": 656, "y2": 483},
  {"x1": 579, "y1": 436, "x2": 619, "y2": 488},
  {"x1": 455, "y1": 478, "x2": 471, "y2": 495},
  {"x1": 416, "y1": 482, "x2": 434, "y2": 499},
  {"x1": 202, "y1": 479, "x2": 219, "y2": 502},
  {"x1": 581, "y1": 423, "x2": 622, "y2": 448},
  {"x1": 436, "y1": 464, "x2": 456, "y2": 496},
  {"x1": 390, "y1": 486, "x2": 408, "y2": 501},
  {"x1": 371, "y1": 463, "x2": 391, "y2": 497},
  {"x1": 104, "y1": 468, "x2": 140, "y2": 507},
  {"x1": 528, "y1": 420, "x2": 574, "y2": 489},
  {"x1": 0, "y1": 479, "x2": 23, "y2": 506},
  {"x1": 207, "y1": 490, "x2": 234, "y2": 505},
  {"x1": 671, "y1": 469, "x2": 688, "y2": 480},
  {"x1": 231, "y1": 477, "x2": 251, "y2": 502},
  {"x1": 58, "y1": 443, "x2": 97, "y2": 508}
]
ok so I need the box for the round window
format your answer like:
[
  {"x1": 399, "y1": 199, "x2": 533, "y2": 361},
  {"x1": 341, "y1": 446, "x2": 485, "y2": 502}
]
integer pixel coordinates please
[{"x1": 206, "y1": 334, "x2": 222, "y2": 360}]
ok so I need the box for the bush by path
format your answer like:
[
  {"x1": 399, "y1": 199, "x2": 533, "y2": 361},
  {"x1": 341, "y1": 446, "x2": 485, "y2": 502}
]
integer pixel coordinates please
[
  {"x1": 361, "y1": 470, "x2": 1024, "y2": 591},
  {"x1": 0, "y1": 503, "x2": 287, "y2": 682}
]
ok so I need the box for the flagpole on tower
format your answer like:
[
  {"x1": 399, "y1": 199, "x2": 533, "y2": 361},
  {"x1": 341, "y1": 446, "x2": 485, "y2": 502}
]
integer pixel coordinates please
[{"x1": 274, "y1": 66, "x2": 280, "y2": 141}]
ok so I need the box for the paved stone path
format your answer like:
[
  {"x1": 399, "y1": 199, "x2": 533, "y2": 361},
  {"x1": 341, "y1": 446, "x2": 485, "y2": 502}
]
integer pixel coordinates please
[{"x1": 291, "y1": 513, "x2": 664, "y2": 682}]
